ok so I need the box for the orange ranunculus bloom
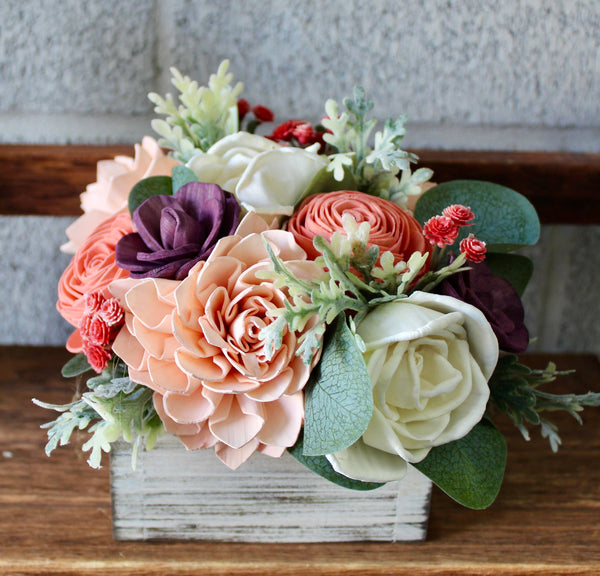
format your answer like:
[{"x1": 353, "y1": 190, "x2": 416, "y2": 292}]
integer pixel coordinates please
[
  {"x1": 57, "y1": 212, "x2": 134, "y2": 352},
  {"x1": 287, "y1": 190, "x2": 432, "y2": 267}
]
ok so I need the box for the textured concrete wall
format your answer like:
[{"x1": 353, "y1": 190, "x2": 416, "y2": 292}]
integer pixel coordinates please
[
  {"x1": 1, "y1": 0, "x2": 599, "y2": 149},
  {"x1": 1, "y1": 0, "x2": 598, "y2": 350}
]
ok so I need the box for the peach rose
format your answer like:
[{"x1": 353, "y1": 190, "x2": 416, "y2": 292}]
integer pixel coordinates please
[
  {"x1": 287, "y1": 190, "x2": 432, "y2": 267},
  {"x1": 62, "y1": 137, "x2": 179, "y2": 253},
  {"x1": 57, "y1": 212, "x2": 134, "y2": 352},
  {"x1": 109, "y1": 214, "x2": 324, "y2": 469}
]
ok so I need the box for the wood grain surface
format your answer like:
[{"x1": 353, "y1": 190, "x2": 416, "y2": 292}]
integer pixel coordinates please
[
  {"x1": 1, "y1": 145, "x2": 599, "y2": 223},
  {"x1": 1, "y1": 346, "x2": 599, "y2": 575}
]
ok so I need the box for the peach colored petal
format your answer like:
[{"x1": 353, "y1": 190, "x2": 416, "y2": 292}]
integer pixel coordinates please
[
  {"x1": 146, "y1": 356, "x2": 199, "y2": 394},
  {"x1": 209, "y1": 395, "x2": 264, "y2": 449},
  {"x1": 153, "y1": 394, "x2": 204, "y2": 438},
  {"x1": 175, "y1": 346, "x2": 232, "y2": 382},
  {"x1": 259, "y1": 444, "x2": 287, "y2": 458},
  {"x1": 215, "y1": 437, "x2": 260, "y2": 469},
  {"x1": 256, "y1": 393, "x2": 304, "y2": 448},
  {"x1": 63, "y1": 138, "x2": 179, "y2": 253},
  {"x1": 163, "y1": 387, "x2": 218, "y2": 424},
  {"x1": 126, "y1": 278, "x2": 178, "y2": 330}
]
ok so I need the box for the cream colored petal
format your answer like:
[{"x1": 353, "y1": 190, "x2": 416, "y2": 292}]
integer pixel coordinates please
[
  {"x1": 327, "y1": 438, "x2": 408, "y2": 483},
  {"x1": 236, "y1": 147, "x2": 327, "y2": 215}
]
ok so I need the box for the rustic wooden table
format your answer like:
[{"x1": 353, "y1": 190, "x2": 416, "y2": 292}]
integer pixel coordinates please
[{"x1": 1, "y1": 346, "x2": 599, "y2": 575}]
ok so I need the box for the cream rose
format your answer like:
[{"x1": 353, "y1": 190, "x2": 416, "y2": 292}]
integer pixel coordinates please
[
  {"x1": 327, "y1": 291, "x2": 499, "y2": 483},
  {"x1": 186, "y1": 132, "x2": 279, "y2": 193},
  {"x1": 186, "y1": 132, "x2": 327, "y2": 217}
]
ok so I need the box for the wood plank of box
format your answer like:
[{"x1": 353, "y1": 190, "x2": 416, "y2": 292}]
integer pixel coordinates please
[
  {"x1": 2, "y1": 346, "x2": 600, "y2": 575},
  {"x1": 1, "y1": 145, "x2": 599, "y2": 223}
]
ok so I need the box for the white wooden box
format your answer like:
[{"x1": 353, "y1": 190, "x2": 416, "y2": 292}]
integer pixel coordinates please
[{"x1": 110, "y1": 435, "x2": 432, "y2": 542}]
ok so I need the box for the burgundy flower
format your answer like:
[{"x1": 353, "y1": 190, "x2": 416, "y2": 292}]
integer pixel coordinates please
[
  {"x1": 116, "y1": 182, "x2": 240, "y2": 280},
  {"x1": 437, "y1": 261, "x2": 529, "y2": 353}
]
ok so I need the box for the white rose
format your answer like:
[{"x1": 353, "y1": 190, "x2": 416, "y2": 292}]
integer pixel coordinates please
[
  {"x1": 327, "y1": 291, "x2": 499, "y2": 483},
  {"x1": 186, "y1": 132, "x2": 279, "y2": 193},
  {"x1": 235, "y1": 145, "x2": 327, "y2": 216},
  {"x1": 187, "y1": 132, "x2": 327, "y2": 217}
]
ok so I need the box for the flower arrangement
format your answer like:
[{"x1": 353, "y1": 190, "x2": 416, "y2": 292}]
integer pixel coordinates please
[{"x1": 36, "y1": 61, "x2": 600, "y2": 510}]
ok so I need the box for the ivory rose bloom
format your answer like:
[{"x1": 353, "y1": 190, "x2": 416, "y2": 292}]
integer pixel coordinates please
[
  {"x1": 327, "y1": 291, "x2": 499, "y2": 483},
  {"x1": 187, "y1": 132, "x2": 327, "y2": 216},
  {"x1": 57, "y1": 212, "x2": 134, "y2": 353},
  {"x1": 110, "y1": 214, "x2": 324, "y2": 469},
  {"x1": 287, "y1": 190, "x2": 431, "y2": 265},
  {"x1": 62, "y1": 137, "x2": 179, "y2": 253},
  {"x1": 187, "y1": 132, "x2": 279, "y2": 192}
]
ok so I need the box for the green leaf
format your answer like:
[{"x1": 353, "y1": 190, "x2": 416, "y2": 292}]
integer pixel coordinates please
[
  {"x1": 303, "y1": 315, "x2": 373, "y2": 456},
  {"x1": 128, "y1": 175, "x2": 173, "y2": 216},
  {"x1": 414, "y1": 180, "x2": 540, "y2": 252},
  {"x1": 61, "y1": 353, "x2": 92, "y2": 378},
  {"x1": 298, "y1": 165, "x2": 358, "y2": 206},
  {"x1": 485, "y1": 253, "x2": 534, "y2": 296},
  {"x1": 288, "y1": 432, "x2": 383, "y2": 491},
  {"x1": 414, "y1": 419, "x2": 507, "y2": 509},
  {"x1": 171, "y1": 165, "x2": 198, "y2": 194}
]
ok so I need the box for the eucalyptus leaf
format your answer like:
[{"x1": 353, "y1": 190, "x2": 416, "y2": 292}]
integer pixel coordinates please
[
  {"x1": 414, "y1": 180, "x2": 540, "y2": 252},
  {"x1": 289, "y1": 432, "x2": 383, "y2": 491},
  {"x1": 171, "y1": 165, "x2": 199, "y2": 194},
  {"x1": 128, "y1": 175, "x2": 173, "y2": 215},
  {"x1": 414, "y1": 419, "x2": 507, "y2": 509},
  {"x1": 303, "y1": 314, "x2": 373, "y2": 456},
  {"x1": 485, "y1": 252, "x2": 534, "y2": 296},
  {"x1": 61, "y1": 353, "x2": 92, "y2": 378}
]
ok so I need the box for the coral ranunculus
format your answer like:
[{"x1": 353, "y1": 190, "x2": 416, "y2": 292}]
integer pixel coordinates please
[
  {"x1": 287, "y1": 190, "x2": 432, "y2": 266},
  {"x1": 57, "y1": 212, "x2": 134, "y2": 352}
]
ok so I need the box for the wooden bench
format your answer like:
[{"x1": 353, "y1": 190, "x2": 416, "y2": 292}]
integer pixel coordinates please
[{"x1": 1, "y1": 145, "x2": 599, "y2": 575}]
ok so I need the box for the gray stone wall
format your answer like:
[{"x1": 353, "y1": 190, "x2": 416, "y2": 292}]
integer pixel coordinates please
[{"x1": 0, "y1": 1, "x2": 598, "y2": 351}]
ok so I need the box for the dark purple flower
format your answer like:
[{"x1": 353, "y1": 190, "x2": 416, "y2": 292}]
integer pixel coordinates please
[
  {"x1": 437, "y1": 261, "x2": 529, "y2": 353},
  {"x1": 116, "y1": 182, "x2": 240, "y2": 280}
]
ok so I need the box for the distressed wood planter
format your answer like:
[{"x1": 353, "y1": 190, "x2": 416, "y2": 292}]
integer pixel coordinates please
[{"x1": 110, "y1": 435, "x2": 432, "y2": 542}]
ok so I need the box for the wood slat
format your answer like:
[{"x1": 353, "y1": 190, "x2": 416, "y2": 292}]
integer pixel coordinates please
[
  {"x1": 1, "y1": 346, "x2": 599, "y2": 575},
  {"x1": 1, "y1": 145, "x2": 599, "y2": 222}
]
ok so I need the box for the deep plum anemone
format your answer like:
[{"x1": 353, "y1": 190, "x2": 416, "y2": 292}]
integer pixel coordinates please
[
  {"x1": 437, "y1": 260, "x2": 529, "y2": 353},
  {"x1": 116, "y1": 182, "x2": 240, "y2": 280}
]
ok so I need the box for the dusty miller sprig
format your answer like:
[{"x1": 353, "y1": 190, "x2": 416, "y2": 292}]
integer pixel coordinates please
[
  {"x1": 33, "y1": 358, "x2": 163, "y2": 469},
  {"x1": 321, "y1": 87, "x2": 424, "y2": 206}
]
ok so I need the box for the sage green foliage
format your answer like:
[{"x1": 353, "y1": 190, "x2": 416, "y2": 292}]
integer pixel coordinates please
[
  {"x1": 289, "y1": 432, "x2": 383, "y2": 491},
  {"x1": 321, "y1": 87, "x2": 425, "y2": 206},
  {"x1": 128, "y1": 175, "x2": 173, "y2": 216},
  {"x1": 259, "y1": 214, "x2": 468, "y2": 368},
  {"x1": 488, "y1": 355, "x2": 600, "y2": 452},
  {"x1": 303, "y1": 315, "x2": 373, "y2": 456},
  {"x1": 34, "y1": 358, "x2": 163, "y2": 469},
  {"x1": 485, "y1": 253, "x2": 534, "y2": 296},
  {"x1": 298, "y1": 165, "x2": 358, "y2": 205},
  {"x1": 171, "y1": 165, "x2": 199, "y2": 193},
  {"x1": 414, "y1": 419, "x2": 507, "y2": 509},
  {"x1": 61, "y1": 352, "x2": 92, "y2": 377},
  {"x1": 414, "y1": 180, "x2": 541, "y2": 251},
  {"x1": 149, "y1": 61, "x2": 243, "y2": 162}
]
